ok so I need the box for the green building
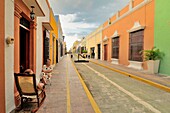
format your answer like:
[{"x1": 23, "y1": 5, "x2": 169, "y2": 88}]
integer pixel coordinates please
[{"x1": 155, "y1": 0, "x2": 170, "y2": 76}]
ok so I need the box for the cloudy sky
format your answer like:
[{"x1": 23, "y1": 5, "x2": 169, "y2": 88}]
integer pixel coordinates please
[{"x1": 48, "y1": 0, "x2": 129, "y2": 50}]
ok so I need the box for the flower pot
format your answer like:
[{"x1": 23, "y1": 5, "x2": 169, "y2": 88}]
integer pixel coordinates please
[{"x1": 147, "y1": 60, "x2": 160, "y2": 74}]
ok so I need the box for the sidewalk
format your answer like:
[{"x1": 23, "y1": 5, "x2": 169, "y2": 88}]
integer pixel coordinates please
[
  {"x1": 37, "y1": 55, "x2": 95, "y2": 113},
  {"x1": 89, "y1": 59, "x2": 170, "y2": 88}
]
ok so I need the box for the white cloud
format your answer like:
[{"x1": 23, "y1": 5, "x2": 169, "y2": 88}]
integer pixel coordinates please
[
  {"x1": 65, "y1": 34, "x2": 80, "y2": 51},
  {"x1": 60, "y1": 14, "x2": 97, "y2": 31},
  {"x1": 49, "y1": 0, "x2": 129, "y2": 50},
  {"x1": 59, "y1": 13, "x2": 98, "y2": 50}
]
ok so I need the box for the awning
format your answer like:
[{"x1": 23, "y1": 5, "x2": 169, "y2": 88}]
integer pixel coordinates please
[
  {"x1": 43, "y1": 22, "x2": 53, "y2": 31},
  {"x1": 128, "y1": 21, "x2": 145, "y2": 33},
  {"x1": 22, "y1": 0, "x2": 45, "y2": 16}
]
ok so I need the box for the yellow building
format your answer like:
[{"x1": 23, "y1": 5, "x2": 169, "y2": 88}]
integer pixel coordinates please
[
  {"x1": 86, "y1": 25, "x2": 103, "y2": 59},
  {"x1": 72, "y1": 41, "x2": 80, "y2": 53},
  {"x1": 49, "y1": 9, "x2": 59, "y2": 65}
]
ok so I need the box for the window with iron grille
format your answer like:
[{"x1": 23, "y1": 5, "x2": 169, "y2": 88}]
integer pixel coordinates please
[
  {"x1": 112, "y1": 37, "x2": 119, "y2": 59},
  {"x1": 129, "y1": 30, "x2": 144, "y2": 62}
]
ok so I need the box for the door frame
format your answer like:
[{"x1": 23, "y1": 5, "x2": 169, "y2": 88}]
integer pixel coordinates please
[{"x1": 19, "y1": 23, "x2": 30, "y2": 72}]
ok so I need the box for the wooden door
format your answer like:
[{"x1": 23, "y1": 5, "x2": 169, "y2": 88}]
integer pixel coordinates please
[
  {"x1": 104, "y1": 44, "x2": 108, "y2": 60},
  {"x1": 56, "y1": 40, "x2": 58, "y2": 63},
  {"x1": 20, "y1": 27, "x2": 30, "y2": 72}
]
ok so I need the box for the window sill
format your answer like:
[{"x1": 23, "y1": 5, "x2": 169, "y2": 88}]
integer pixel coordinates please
[
  {"x1": 111, "y1": 58, "x2": 119, "y2": 64},
  {"x1": 128, "y1": 60, "x2": 143, "y2": 70}
]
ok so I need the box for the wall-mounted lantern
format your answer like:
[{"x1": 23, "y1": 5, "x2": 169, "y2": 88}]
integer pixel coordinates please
[
  {"x1": 30, "y1": 6, "x2": 35, "y2": 20},
  {"x1": 63, "y1": 36, "x2": 65, "y2": 41}
]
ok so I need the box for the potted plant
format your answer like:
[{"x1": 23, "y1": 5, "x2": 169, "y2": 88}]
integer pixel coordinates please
[
  {"x1": 82, "y1": 50, "x2": 87, "y2": 53},
  {"x1": 140, "y1": 47, "x2": 164, "y2": 74},
  {"x1": 81, "y1": 50, "x2": 88, "y2": 58}
]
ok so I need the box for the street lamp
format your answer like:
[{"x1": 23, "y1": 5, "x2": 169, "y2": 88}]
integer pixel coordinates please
[
  {"x1": 63, "y1": 36, "x2": 65, "y2": 41},
  {"x1": 30, "y1": 6, "x2": 35, "y2": 20}
]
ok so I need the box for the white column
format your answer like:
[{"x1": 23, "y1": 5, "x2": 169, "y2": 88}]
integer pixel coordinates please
[{"x1": 5, "y1": 0, "x2": 15, "y2": 112}]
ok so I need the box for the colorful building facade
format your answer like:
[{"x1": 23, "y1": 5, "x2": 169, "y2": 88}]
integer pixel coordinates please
[
  {"x1": 72, "y1": 41, "x2": 80, "y2": 53},
  {"x1": 102, "y1": 0, "x2": 154, "y2": 70},
  {"x1": 49, "y1": 9, "x2": 59, "y2": 65},
  {"x1": 0, "y1": 0, "x2": 54, "y2": 112},
  {"x1": 154, "y1": 0, "x2": 170, "y2": 76},
  {"x1": 73, "y1": 0, "x2": 170, "y2": 76},
  {"x1": 86, "y1": 25, "x2": 103, "y2": 59},
  {"x1": 55, "y1": 15, "x2": 65, "y2": 61},
  {"x1": 36, "y1": 0, "x2": 53, "y2": 79},
  {"x1": 14, "y1": 0, "x2": 45, "y2": 108}
]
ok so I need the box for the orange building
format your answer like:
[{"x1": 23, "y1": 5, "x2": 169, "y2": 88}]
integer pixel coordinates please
[
  {"x1": 14, "y1": 0, "x2": 46, "y2": 108},
  {"x1": 0, "y1": 0, "x2": 52, "y2": 112},
  {"x1": 102, "y1": 0, "x2": 154, "y2": 70}
]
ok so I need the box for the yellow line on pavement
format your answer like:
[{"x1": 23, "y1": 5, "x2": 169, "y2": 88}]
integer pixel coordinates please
[
  {"x1": 66, "y1": 61, "x2": 71, "y2": 113},
  {"x1": 83, "y1": 63, "x2": 161, "y2": 113},
  {"x1": 71, "y1": 60, "x2": 102, "y2": 113},
  {"x1": 90, "y1": 60, "x2": 170, "y2": 93}
]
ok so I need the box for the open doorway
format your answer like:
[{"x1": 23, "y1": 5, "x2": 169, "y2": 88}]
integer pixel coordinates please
[
  {"x1": 20, "y1": 26, "x2": 30, "y2": 73},
  {"x1": 19, "y1": 17, "x2": 31, "y2": 72},
  {"x1": 90, "y1": 47, "x2": 95, "y2": 59},
  {"x1": 43, "y1": 30, "x2": 50, "y2": 65},
  {"x1": 52, "y1": 36, "x2": 55, "y2": 64},
  {"x1": 56, "y1": 40, "x2": 58, "y2": 63},
  {"x1": 97, "y1": 44, "x2": 101, "y2": 59},
  {"x1": 104, "y1": 44, "x2": 108, "y2": 61}
]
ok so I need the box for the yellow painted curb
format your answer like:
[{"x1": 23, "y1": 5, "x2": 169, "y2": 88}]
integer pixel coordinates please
[
  {"x1": 90, "y1": 60, "x2": 170, "y2": 93},
  {"x1": 71, "y1": 59, "x2": 102, "y2": 113}
]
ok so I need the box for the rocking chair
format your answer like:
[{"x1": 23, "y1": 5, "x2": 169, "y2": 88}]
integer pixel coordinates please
[{"x1": 14, "y1": 73, "x2": 46, "y2": 112}]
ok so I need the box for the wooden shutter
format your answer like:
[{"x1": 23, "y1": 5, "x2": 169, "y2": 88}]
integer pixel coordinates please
[
  {"x1": 129, "y1": 30, "x2": 144, "y2": 62},
  {"x1": 112, "y1": 37, "x2": 119, "y2": 59}
]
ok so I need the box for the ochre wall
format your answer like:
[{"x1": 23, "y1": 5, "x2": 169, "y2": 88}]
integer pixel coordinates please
[
  {"x1": 49, "y1": 9, "x2": 58, "y2": 65},
  {"x1": 134, "y1": 0, "x2": 144, "y2": 7},
  {"x1": 119, "y1": 5, "x2": 129, "y2": 16},
  {"x1": 86, "y1": 26, "x2": 102, "y2": 58},
  {"x1": 102, "y1": 0, "x2": 154, "y2": 69}
]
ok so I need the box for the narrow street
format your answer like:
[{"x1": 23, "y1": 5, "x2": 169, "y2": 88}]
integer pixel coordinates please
[
  {"x1": 37, "y1": 55, "x2": 95, "y2": 113},
  {"x1": 75, "y1": 61, "x2": 170, "y2": 113},
  {"x1": 1, "y1": 0, "x2": 170, "y2": 113}
]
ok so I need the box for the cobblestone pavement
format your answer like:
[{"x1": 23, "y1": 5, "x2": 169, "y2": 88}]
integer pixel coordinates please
[
  {"x1": 90, "y1": 59, "x2": 170, "y2": 87},
  {"x1": 75, "y1": 62, "x2": 170, "y2": 113},
  {"x1": 37, "y1": 56, "x2": 94, "y2": 113}
]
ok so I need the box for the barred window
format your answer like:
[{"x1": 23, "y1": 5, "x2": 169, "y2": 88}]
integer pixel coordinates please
[
  {"x1": 112, "y1": 37, "x2": 119, "y2": 59},
  {"x1": 129, "y1": 30, "x2": 144, "y2": 62}
]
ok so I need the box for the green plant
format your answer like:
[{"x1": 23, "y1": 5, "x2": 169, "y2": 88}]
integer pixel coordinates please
[
  {"x1": 82, "y1": 50, "x2": 87, "y2": 53},
  {"x1": 140, "y1": 47, "x2": 164, "y2": 61}
]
